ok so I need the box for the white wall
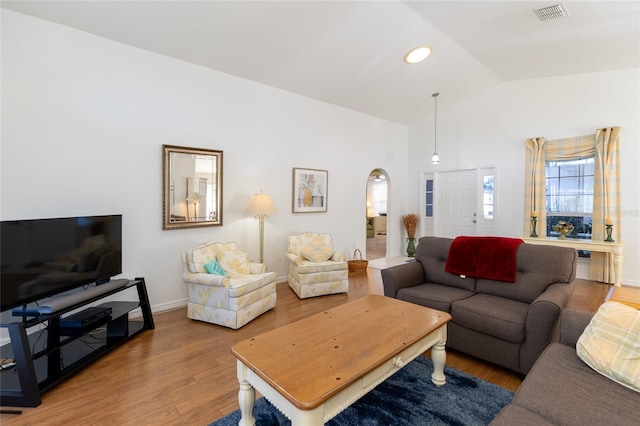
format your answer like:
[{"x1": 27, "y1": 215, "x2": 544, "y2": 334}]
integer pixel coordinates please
[
  {"x1": 1, "y1": 10, "x2": 410, "y2": 313},
  {"x1": 3, "y1": 9, "x2": 638, "y2": 323},
  {"x1": 409, "y1": 68, "x2": 640, "y2": 286}
]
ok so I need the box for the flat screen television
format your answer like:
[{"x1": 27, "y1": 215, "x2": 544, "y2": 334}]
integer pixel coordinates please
[{"x1": 1, "y1": 215, "x2": 122, "y2": 312}]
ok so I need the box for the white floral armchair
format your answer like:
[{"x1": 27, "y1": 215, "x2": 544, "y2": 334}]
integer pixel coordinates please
[
  {"x1": 182, "y1": 241, "x2": 276, "y2": 329},
  {"x1": 287, "y1": 232, "x2": 348, "y2": 299}
]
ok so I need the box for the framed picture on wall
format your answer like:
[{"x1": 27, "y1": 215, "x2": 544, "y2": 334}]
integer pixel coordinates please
[{"x1": 292, "y1": 167, "x2": 328, "y2": 213}]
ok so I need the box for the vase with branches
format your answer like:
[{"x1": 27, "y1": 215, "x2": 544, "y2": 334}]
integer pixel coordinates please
[
  {"x1": 402, "y1": 214, "x2": 419, "y2": 257},
  {"x1": 298, "y1": 174, "x2": 323, "y2": 207}
]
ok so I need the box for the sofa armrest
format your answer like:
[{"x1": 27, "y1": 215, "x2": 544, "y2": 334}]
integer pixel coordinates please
[
  {"x1": 531, "y1": 280, "x2": 575, "y2": 312},
  {"x1": 331, "y1": 252, "x2": 346, "y2": 262},
  {"x1": 520, "y1": 281, "x2": 575, "y2": 373},
  {"x1": 381, "y1": 261, "x2": 424, "y2": 298},
  {"x1": 182, "y1": 271, "x2": 230, "y2": 288},
  {"x1": 556, "y1": 309, "x2": 594, "y2": 348},
  {"x1": 286, "y1": 252, "x2": 302, "y2": 265}
]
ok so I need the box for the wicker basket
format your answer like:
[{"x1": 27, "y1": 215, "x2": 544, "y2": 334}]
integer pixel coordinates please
[{"x1": 348, "y1": 249, "x2": 368, "y2": 272}]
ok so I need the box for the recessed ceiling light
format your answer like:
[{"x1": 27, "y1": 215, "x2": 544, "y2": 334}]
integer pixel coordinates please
[{"x1": 404, "y1": 46, "x2": 432, "y2": 64}]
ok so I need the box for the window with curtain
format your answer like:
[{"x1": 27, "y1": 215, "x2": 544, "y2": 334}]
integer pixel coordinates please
[
  {"x1": 545, "y1": 157, "x2": 594, "y2": 240},
  {"x1": 523, "y1": 127, "x2": 621, "y2": 284}
]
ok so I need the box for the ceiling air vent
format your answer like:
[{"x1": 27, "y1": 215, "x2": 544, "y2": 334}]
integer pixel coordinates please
[{"x1": 534, "y1": 3, "x2": 569, "y2": 21}]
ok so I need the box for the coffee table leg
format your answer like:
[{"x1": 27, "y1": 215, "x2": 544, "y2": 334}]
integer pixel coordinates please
[
  {"x1": 237, "y1": 363, "x2": 256, "y2": 426},
  {"x1": 431, "y1": 341, "x2": 446, "y2": 387}
]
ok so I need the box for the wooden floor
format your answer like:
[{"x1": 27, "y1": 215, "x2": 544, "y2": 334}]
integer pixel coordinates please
[{"x1": 1, "y1": 270, "x2": 611, "y2": 425}]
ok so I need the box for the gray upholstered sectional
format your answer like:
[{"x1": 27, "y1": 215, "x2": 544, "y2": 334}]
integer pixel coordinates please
[
  {"x1": 382, "y1": 236, "x2": 577, "y2": 375},
  {"x1": 491, "y1": 309, "x2": 640, "y2": 425}
]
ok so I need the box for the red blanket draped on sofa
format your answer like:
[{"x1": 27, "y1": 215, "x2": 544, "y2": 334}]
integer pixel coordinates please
[{"x1": 445, "y1": 236, "x2": 524, "y2": 283}]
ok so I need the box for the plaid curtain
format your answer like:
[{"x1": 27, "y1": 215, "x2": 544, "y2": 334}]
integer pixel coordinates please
[
  {"x1": 523, "y1": 127, "x2": 621, "y2": 283},
  {"x1": 591, "y1": 127, "x2": 621, "y2": 282},
  {"x1": 524, "y1": 138, "x2": 547, "y2": 236}
]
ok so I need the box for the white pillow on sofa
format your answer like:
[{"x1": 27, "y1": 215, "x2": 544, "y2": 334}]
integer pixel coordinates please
[
  {"x1": 186, "y1": 241, "x2": 237, "y2": 273},
  {"x1": 218, "y1": 249, "x2": 251, "y2": 278},
  {"x1": 300, "y1": 235, "x2": 334, "y2": 262},
  {"x1": 576, "y1": 301, "x2": 640, "y2": 393}
]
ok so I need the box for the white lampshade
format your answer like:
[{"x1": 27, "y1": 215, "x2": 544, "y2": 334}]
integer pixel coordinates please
[
  {"x1": 246, "y1": 193, "x2": 278, "y2": 215},
  {"x1": 186, "y1": 192, "x2": 202, "y2": 202},
  {"x1": 431, "y1": 153, "x2": 440, "y2": 165}
]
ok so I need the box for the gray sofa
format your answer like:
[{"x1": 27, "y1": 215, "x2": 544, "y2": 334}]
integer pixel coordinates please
[
  {"x1": 382, "y1": 236, "x2": 577, "y2": 375},
  {"x1": 491, "y1": 309, "x2": 640, "y2": 425}
]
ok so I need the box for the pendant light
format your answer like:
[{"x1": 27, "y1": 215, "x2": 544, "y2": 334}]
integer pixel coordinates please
[{"x1": 431, "y1": 92, "x2": 440, "y2": 165}]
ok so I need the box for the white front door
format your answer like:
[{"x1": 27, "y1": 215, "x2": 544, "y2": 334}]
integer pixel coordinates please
[{"x1": 438, "y1": 169, "x2": 478, "y2": 238}]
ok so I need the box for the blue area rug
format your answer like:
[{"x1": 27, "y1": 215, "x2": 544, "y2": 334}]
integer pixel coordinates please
[{"x1": 210, "y1": 356, "x2": 514, "y2": 426}]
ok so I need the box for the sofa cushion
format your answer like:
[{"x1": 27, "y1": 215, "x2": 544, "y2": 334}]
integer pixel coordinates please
[
  {"x1": 452, "y1": 294, "x2": 528, "y2": 343},
  {"x1": 186, "y1": 241, "x2": 237, "y2": 273},
  {"x1": 227, "y1": 272, "x2": 277, "y2": 298},
  {"x1": 210, "y1": 241, "x2": 239, "y2": 261},
  {"x1": 577, "y1": 301, "x2": 640, "y2": 392},
  {"x1": 397, "y1": 283, "x2": 474, "y2": 313},
  {"x1": 300, "y1": 236, "x2": 335, "y2": 262},
  {"x1": 490, "y1": 403, "x2": 555, "y2": 426},
  {"x1": 508, "y1": 342, "x2": 640, "y2": 426},
  {"x1": 293, "y1": 260, "x2": 348, "y2": 274},
  {"x1": 415, "y1": 237, "x2": 476, "y2": 291},
  {"x1": 289, "y1": 232, "x2": 333, "y2": 256},
  {"x1": 218, "y1": 249, "x2": 251, "y2": 278},
  {"x1": 476, "y1": 243, "x2": 577, "y2": 304},
  {"x1": 204, "y1": 259, "x2": 226, "y2": 276},
  {"x1": 186, "y1": 242, "x2": 218, "y2": 273}
]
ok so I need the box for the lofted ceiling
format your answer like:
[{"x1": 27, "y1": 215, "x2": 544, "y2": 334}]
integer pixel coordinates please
[{"x1": 2, "y1": 0, "x2": 639, "y2": 125}]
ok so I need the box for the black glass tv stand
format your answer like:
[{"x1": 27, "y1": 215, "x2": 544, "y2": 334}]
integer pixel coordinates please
[{"x1": 0, "y1": 278, "x2": 154, "y2": 407}]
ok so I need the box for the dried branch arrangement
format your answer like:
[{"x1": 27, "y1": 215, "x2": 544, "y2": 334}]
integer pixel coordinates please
[{"x1": 402, "y1": 214, "x2": 420, "y2": 239}]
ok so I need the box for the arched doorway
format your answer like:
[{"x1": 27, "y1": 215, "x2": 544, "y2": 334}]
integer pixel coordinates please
[{"x1": 366, "y1": 168, "x2": 388, "y2": 260}]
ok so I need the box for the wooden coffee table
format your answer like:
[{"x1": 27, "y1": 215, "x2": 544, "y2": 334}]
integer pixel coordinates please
[{"x1": 231, "y1": 294, "x2": 452, "y2": 425}]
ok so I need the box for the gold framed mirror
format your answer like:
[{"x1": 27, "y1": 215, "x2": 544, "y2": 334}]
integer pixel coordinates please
[{"x1": 162, "y1": 145, "x2": 223, "y2": 229}]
